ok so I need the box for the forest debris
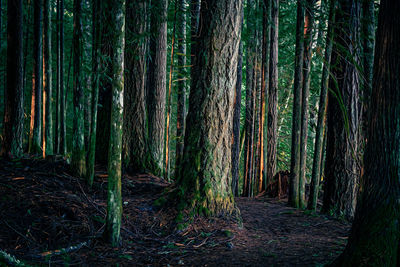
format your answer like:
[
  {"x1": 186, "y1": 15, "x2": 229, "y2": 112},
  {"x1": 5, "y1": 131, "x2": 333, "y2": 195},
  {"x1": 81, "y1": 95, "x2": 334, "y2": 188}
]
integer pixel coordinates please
[
  {"x1": 0, "y1": 249, "x2": 28, "y2": 266},
  {"x1": 39, "y1": 241, "x2": 89, "y2": 258}
]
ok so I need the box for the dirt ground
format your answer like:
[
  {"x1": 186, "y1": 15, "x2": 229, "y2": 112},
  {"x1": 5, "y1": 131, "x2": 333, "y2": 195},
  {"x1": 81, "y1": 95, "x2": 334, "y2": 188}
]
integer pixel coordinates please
[{"x1": 0, "y1": 158, "x2": 350, "y2": 266}]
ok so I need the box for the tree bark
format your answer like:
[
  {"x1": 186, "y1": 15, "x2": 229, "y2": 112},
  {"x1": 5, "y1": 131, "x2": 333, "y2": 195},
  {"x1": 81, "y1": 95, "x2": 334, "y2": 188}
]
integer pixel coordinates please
[
  {"x1": 177, "y1": 0, "x2": 242, "y2": 216},
  {"x1": 175, "y1": 0, "x2": 187, "y2": 178},
  {"x1": 147, "y1": 0, "x2": 168, "y2": 176},
  {"x1": 322, "y1": 0, "x2": 361, "y2": 220},
  {"x1": 1, "y1": 0, "x2": 24, "y2": 158},
  {"x1": 289, "y1": 0, "x2": 305, "y2": 208},
  {"x1": 105, "y1": 0, "x2": 125, "y2": 247},
  {"x1": 44, "y1": 0, "x2": 53, "y2": 156},
  {"x1": 71, "y1": 0, "x2": 86, "y2": 177},
  {"x1": 59, "y1": 0, "x2": 66, "y2": 155},
  {"x1": 266, "y1": 0, "x2": 278, "y2": 191},
  {"x1": 332, "y1": 0, "x2": 400, "y2": 264},
  {"x1": 123, "y1": 0, "x2": 148, "y2": 174},
  {"x1": 308, "y1": 0, "x2": 336, "y2": 211},
  {"x1": 31, "y1": 0, "x2": 43, "y2": 154}
]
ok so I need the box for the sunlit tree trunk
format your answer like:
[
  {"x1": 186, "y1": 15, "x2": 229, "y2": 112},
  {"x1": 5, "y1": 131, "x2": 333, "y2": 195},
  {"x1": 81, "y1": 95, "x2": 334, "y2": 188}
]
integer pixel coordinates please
[
  {"x1": 31, "y1": 0, "x2": 43, "y2": 154},
  {"x1": 1, "y1": 0, "x2": 24, "y2": 158},
  {"x1": 104, "y1": 0, "x2": 125, "y2": 246},
  {"x1": 332, "y1": 0, "x2": 400, "y2": 264},
  {"x1": 289, "y1": 0, "x2": 305, "y2": 208},
  {"x1": 322, "y1": 0, "x2": 361, "y2": 220},
  {"x1": 308, "y1": 0, "x2": 336, "y2": 211},
  {"x1": 147, "y1": 0, "x2": 168, "y2": 176},
  {"x1": 43, "y1": 0, "x2": 53, "y2": 156},
  {"x1": 71, "y1": 0, "x2": 86, "y2": 177},
  {"x1": 177, "y1": 0, "x2": 242, "y2": 216}
]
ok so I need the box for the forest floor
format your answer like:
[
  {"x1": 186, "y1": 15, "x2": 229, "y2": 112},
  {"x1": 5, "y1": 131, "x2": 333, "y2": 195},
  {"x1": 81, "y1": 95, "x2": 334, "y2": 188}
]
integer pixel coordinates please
[{"x1": 0, "y1": 158, "x2": 350, "y2": 266}]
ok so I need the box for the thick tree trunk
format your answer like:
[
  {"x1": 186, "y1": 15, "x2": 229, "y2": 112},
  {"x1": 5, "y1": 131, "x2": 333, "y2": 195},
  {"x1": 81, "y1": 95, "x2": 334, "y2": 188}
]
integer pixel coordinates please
[
  {"x1": 147, "y1": 0, "x2": 168, "y2": 176},
  {"x1": 289, "y1": 0, "x2": 305, "y2": 208},
  {"x1": 105, "y1": 0, "x2": 125, "y2": 247},
  {"x1": 322, "y1": 0, "x2": 361, "y2": 220},
  {"x1": 71, "y1": 0, "x2": 86, "y2": 177},
  {"x1": 177, "y1": 0, "x2": 242, "y2": 216},
  {"x1": 266, "y1": 0, "x2": 278, "y2": 191},
  {"x1": 87, "y1": 0, "x2": 101, "y2": 186},
  {"x1": 332, "y1": 0, "x2": 400, "y2": 265},
  {"x1": 298, "y1": 0, "x2": 316, "y2": 208},
  {"x1": 43, "y1": 0, "x2": 53, "y2": 156},
  {"x1": 123, "y1": 0, "x2": 148, "y2": 174},
  {"x1": 308, "y1": 0, "x2": 336, "y2": 211},
  {"x1": 1, "y1": 0, "x2": 24, "y2": 158},
  {"x1": 31, "y1": 0, "x2": 43, "y2": 154},
  {"x1": 175, "y1": 0, "x2": 187, "y2": 178}
]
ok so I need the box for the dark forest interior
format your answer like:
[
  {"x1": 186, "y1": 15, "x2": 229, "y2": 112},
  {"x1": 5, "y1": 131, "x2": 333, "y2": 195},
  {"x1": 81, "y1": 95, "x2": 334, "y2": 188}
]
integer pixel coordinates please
[{"x1": 0, "y1": 0, "x2": 399, "y2": 266}]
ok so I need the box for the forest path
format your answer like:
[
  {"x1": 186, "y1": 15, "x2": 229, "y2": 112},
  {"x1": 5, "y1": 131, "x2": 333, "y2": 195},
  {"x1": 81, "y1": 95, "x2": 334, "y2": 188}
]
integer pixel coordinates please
[{"x1": 0, "y1": 158, "x2": 349, "y2": 266}]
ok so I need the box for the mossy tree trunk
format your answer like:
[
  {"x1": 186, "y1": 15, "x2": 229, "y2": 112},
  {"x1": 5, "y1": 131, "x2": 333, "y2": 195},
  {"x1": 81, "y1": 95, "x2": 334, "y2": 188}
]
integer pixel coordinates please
[
  {"x1": 147, "y1": 0, "x2": 168, "y2": 176},
  {"x1": 104, "y1": 0, "x2": 125, "y2": 247},
  {"x1": 43, "y1": 0, "x2": 53, "y2": 156},
  {"x1": 71, "y1": 0, "x2": 86, "y2": 177},
  {"x1": 289, "y1": 0, "x2": 305, "y2": 208},
  {"x1": 123, "y1": 0, "x2": 148, "y2": 174},
  {"x1": 31, "y1": 0, "x2": 43, "y2": 155},
  {"x1": 322, "y1": 0, "x2": 361, "y2": 220},
  {"x1": 1, "y1": 0, "x2": 24, "y2": 158},
  {"x1": 177, "y1": 0, "x2": 242, "y2": 216},
  {"x1": 308, "y1": 0, "x2": 336, "y2": 211},
  {"x1": 332, "y1": 0, "x2": 400, "y2": 264}
]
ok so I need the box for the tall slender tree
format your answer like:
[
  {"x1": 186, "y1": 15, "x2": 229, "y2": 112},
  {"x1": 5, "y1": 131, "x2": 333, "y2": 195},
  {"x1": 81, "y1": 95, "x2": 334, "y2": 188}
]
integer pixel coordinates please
[
  {"x1": 147, "y1": 0, "x2": 168, "y2": 175},
  {"x1": 104, "y1": 0, "x2": 125, "y2": 246},
  {"x1": 308, "y1": 0, "x2": 336, "y2": 211},
  {"x1": 59, "y1": 0, "x2": 66, "y2": 155},
  {"x1": 177, "y1": 0, "x2": 242, "y2": 215},
  {"x1": 332, "y1": 0, "x2": 400, "y2": 264},
  {"x1": 71, "y1": 0, "x2": 86, "y2": 177},
  {"x1": 289, "y1": 0, "x2": 305, "y2": 208},
  {"x1": 30, "y1": 0, "x2": 43, "y2": 154},
  {"x1": 43, "y1": 0, "x2": 53, "y2": 156},
  {"x1": 266, "y1": 0, "x2": 278, "y2": 190},
  {"x1": 322, "y1": 0, "x2": 361, "y2": 220},
  {"x1": 1, "y1": 0, "x2": 24, "y2": 158},
  {"x1": 175, "y1": 0, "x2": 187, "y2": 177}
]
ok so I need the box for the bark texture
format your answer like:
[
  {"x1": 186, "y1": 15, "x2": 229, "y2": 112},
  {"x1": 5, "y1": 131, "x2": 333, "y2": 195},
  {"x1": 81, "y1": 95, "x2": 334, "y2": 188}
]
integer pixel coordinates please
[
  {"x1": 44, "y1": 0, "x2": 53, "y2": 156},
  {"x1": 322, "y1": 0, "x2": 361, "y2": 220},
  {"x1": 1, "y1": 0, "x2": 24, "y2": 158},
  {"x1": 178, "y1": 0, "x2": 242, "y2": 216},
  {"x1": 123, "y1": 0, "x2": 148, "y2": 173},
  {"x1": 59, "y1": 0, "x2": 66, "y2": 155},
  {"x1": 332, "y1": 0, "x2": 400, "y2": 265},
  {"x1": 147, "y1": 0, "x2": 168, "y2": 176},
  {"x1": 71, "y1": 0, "x2": 86, "y2": 177}
]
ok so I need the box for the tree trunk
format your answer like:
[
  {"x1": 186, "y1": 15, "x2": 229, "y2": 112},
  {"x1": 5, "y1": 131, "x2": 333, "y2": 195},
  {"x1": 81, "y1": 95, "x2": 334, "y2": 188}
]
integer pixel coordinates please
[
  {"x1": 31, "y1": 0, "x2": 43, "y2": 154},
  {"x1": 1, "y1": 0, "x2": 24, "y2": 158},
  {"x1": 298, "y1": 0, "x2": 316, "y2": 208},
  {"x1": 308, "y1": 0, "x2": 336, "y2": 211},
  {"x1": 243, "y1": 0, "x2": 257, "y2": 197},
  {"x1": 122, "y1": 0, "x2": 148, "y2": 174},
  {"x1": 175, "y1": 0, "x2": 187, "y2": 178},
  {"x1": 332, "y1": 0, "x2": 400, "y2": 264},
  {"x1": 322, "y1": 0, "x2": 361, "y2": 220},
  {"x1": 147, "y1": 0, "x2": 168, "y2": 176},
  {"x1": 177, "y1": 0, "x2": 242, "y2": 216},
  {"x1": 71, "y1": 0, "x2": 86, "y2": 177},
  {"x1": 190, "y1": 0, "x2": 201, "y2": 84},
  {"x1": 55, "y1": 0, "x2": 60, "y2": 153},
  {"x1": 266, "y1": 0, "x2": 278, "y2": 191},
  {"x1": 86, "y1": 0, "x2": 101, "y2": 186},
  {"x1": 104, "y1": 0, "x2": 125, "y2": 247},
  {"x1": 43, "y1": 0, "x2": 53, "y2": 156},
  {"x1": 59, "y1": 0, "x2": 66, "y2": 155},
  {"x1": 289, "y1": 0, "x2": 305, "y2": 208}
]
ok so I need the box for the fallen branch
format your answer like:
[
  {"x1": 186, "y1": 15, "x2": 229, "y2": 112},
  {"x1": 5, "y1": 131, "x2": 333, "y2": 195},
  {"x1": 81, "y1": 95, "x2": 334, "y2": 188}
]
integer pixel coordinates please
[
  {"x1": 0, "y1": 249, "x2": 29, "y2": 266},
  {"x1": 39, "y1": 241, "x2": 89, "y2": 258}
]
